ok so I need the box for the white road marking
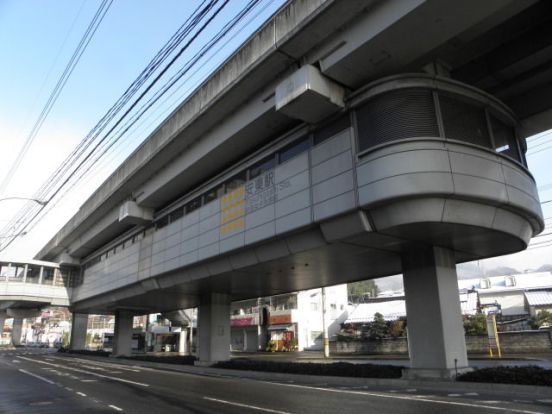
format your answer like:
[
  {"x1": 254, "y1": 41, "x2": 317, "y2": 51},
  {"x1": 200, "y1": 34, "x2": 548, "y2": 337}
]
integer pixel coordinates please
[
  {"x1": 448, "y1": 394, "x2": 461, "y2": 397},
  {"x1": 76, "y1": 392, "x2": 87, "y2": 397},
  {"x1": 17, "y1": 356, "x2": 149, "y2": 387},
  {"x1": 12, "y1": 360, "x2": 20, "y2": 363},
  {"x1": 52, "y1": 356, "x2": 140, "y2": 372},
  {"x1": 18, "y1": 369, "x2": 55, "y2": 385},
  {"x1": 465, "y1": 393, "x2": 479, "y2": 396},
  {"x1": 81, "y1": 379, "x2": 98, "y2": 383},
  {"x1": 405, "y1": 389, "x2": 417, "y2": 392},
  {"x1": 108, "y1": 404, "x2": 124, "y2": 411},
  {"x1": 204, "y1": 397, "x2": 293, "y2": 414},
  {"x1": 265, "y1": 382, "x2": 546, "y2": 414},
  {"x1": 538, "y1": 400, "x2": 552, "y2": 404}
]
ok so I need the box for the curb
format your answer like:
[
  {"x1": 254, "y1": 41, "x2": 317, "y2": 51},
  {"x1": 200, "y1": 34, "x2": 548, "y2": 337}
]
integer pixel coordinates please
[{"x1": 65, "y1": 353, "x2": 552, "y2": 398}]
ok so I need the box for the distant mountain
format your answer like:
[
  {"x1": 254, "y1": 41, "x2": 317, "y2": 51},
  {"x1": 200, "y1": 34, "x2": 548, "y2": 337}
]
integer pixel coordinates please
[
  {"x1": 483, "y1": 266, "x2": 520, "y2": 276},
  {"x1": 457, "y1": 263, "x2": 484, "y2": 279},
  {"x1": 537, "y1": 264, "x2": 552, "y2": 272}
]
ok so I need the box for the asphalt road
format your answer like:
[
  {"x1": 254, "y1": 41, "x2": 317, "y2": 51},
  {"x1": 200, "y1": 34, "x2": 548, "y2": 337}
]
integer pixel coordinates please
[{"x1": 1, "y1": 348, "x2": 551, "y2": 414}]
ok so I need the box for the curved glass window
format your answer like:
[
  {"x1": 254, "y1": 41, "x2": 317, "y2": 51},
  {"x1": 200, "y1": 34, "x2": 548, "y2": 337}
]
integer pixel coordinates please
[
  {"x1": 440, "y1": 93, "x2": 490, "y2": 148},
  {"x1": 354, "y1": 85, "x2": 524, "y2": 166}
]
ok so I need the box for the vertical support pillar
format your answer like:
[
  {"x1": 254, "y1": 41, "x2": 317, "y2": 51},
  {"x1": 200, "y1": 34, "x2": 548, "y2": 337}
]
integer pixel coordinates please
[
  {"x1": 12, "y1": 318, "x2": 23, "y2": 346},
  {"x1": 70, "y1": 313, "x2": 88, "y2": 350},
  {"x1": 178, "y1": 329, "x2": 188, "y2": 354},
  {"x1": 0, "y1": 311, "x2": 6, "y2": 336},
  {"x1": 402, "y1": 246, "x2": 469, "y2": 379},
  {"x1": 112, "y1": 310, "x2": 134, "y2": 357},
  {"x1": 197, "y1": 292, "x2": 230, "y2": 365}
]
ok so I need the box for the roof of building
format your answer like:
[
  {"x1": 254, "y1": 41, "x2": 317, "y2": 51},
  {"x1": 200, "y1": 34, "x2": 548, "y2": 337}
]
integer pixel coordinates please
[
  {"x1": 457, "y1": 272, "x2": 552, "y2": 294},
  {"x1": 525, "y1": 290, "x2": 552, "y2": 306},
  {"x1": 345, "y1": 300, "x2": 406, "y2": 323}
]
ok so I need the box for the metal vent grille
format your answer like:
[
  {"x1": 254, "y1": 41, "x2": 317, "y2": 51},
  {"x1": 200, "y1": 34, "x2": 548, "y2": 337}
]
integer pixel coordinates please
[
  {"x1": 356, "y1": 88, "x2": 438, "y2": 152},
  {"x1": 440, "y1": 93, "x2": 491, "y2": 148}
]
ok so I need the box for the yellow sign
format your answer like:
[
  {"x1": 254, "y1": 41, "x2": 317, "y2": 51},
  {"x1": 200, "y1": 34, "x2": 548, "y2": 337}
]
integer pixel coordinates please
[{"x1": 220, "y1": 186, "x2": 245, "y2": 236}]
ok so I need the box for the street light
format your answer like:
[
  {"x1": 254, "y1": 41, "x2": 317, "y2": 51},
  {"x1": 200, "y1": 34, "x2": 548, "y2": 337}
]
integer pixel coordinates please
[{"x1": 0, "y1": 197, "x2": 47, "y2": 206}]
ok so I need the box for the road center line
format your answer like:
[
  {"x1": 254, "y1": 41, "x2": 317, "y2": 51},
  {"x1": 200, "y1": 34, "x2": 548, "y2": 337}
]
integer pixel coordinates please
[
  {"x1": 108, "y1": 405, "x2": 124, "y2": 411},
  {"x1": 204, "y1": 397, "x2": 293, "y2": 414},
  {"x1": 263, "y1": 382, "x2": 545, "y2": 414},
  {"x1": 19, "y1": 369, "x2": 55, "y2": 385},
  {"x1": 17, "y1": 356, "x2": 149, "y2": 387}
]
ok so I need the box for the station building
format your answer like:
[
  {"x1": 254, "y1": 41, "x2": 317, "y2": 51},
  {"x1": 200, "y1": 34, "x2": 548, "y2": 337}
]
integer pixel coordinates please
[{"x1": 29, "y1": 0, "x2": 550, "y2": 378}]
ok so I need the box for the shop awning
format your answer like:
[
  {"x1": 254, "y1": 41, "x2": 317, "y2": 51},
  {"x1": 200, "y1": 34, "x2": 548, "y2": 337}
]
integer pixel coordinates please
[{"x1": 267, "y1": 324, "x2": 293, "y2": 331}]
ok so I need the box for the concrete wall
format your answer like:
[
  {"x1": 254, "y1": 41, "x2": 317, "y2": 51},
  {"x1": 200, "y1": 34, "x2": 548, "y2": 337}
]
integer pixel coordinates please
[
  {"x1": 75, "y1": 130, "x2": 355, "y2": 303},
  {"x1": 331, "y1": 331, "x2": 552, "y2": 355}
]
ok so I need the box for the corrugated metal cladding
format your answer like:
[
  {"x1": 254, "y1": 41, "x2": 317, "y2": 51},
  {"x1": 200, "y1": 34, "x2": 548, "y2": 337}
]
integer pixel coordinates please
[{"x1": 525, "y1": 290, "x2": 552, "y2": 306}]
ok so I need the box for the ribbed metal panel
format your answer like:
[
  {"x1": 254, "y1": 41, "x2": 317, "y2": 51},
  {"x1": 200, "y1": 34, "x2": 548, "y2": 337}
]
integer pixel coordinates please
[
  {"x1": 356, "y1": 89, "x2": 438, "y2": 152},
  {"x1": 440, "y1": 93, "x2": 491, "y2": 148}
]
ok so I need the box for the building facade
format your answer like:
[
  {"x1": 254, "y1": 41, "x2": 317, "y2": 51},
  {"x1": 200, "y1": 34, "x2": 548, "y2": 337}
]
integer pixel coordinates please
[{"x1": 28, "y1": 1, "x2": 551, "y2": 378}]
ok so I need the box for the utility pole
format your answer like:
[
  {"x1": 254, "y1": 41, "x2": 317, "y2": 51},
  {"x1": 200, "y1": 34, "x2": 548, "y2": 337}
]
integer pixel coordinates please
[{"x1": 321, "y1": 287, "x2": 329, "y2": 358}]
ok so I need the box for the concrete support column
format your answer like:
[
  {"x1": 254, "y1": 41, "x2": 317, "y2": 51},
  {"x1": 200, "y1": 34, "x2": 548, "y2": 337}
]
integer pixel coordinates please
[
  {"x1": 70, "y1": 313, "x2": 88, "y2": 350},
  {"x1": 402, "y1": 246, "x2": 469, "y2": 379},
  {"x1": 197, "y1": 292, "x2": 230, "y2": 365},
  {"x1": 178, "y1": 329, "x2": 188, "y2": 354},
  {"x1": 112, "y1": 310, "x2": 133, "y2": 357},
  {"x1": 11, "y1": 318, "x2": 23, "y2": 346},
  {"x1": 0, "y1": 311, "x2": 6, "y2": 336}
]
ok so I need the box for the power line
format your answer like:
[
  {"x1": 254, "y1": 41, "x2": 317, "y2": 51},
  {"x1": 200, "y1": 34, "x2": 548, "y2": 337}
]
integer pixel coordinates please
[
  {"x1": 1, "y1": 0, "x2": 270, "y2": 255},
  {"x1": 0, "y1": 0, "x2": 222, "y2": 248},
  {"x1": 0, "y1": 0, "x2": 113, "y2": 198}
]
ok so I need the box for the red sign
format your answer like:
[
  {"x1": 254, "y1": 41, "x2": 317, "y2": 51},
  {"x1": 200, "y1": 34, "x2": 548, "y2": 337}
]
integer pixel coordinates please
[
  {"x1": 231, "y1": 317, "x2": 254, "y2": 327},
  {"x1": 269, "y1": 314, "x2": 292, "y2": 325}
]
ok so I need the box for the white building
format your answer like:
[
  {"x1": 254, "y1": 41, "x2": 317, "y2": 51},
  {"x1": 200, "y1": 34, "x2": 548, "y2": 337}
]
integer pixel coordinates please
[
  {"x1": 230, "y1": 284, "x2": 348, "y2": 352},
  {"x1": 458, "y1": 272, "x2": 552, "y2": 317}
]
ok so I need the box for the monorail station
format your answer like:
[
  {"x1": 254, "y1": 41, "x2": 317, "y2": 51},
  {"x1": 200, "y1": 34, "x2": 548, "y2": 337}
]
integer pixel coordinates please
[{"x1": 31, "y1": 0, "x2": 549, "y2": 378}]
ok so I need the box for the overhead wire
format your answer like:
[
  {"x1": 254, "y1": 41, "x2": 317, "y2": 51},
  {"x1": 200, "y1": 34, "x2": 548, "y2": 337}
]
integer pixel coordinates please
[
  {"x1": 0, "y1": 0, "x2": 113, "y2": 198},
  {"x1": 23, "y1": 0, "x2": 271, "y2": 237},
  {"x1": 0, "y1": 0, "x2": 221, "y2": 249},
  {"x1": 2, "y1": 0, "x2": 271, "y2": 254}
]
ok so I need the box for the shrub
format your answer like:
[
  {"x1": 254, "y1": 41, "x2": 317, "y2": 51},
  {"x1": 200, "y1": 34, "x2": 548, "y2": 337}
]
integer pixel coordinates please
[
  {"x1": 58, "y1": 348, "x2": 110, "y2": 357},
  {"x1": 457, "y1": 366, "x2": 552, "y2": 387},
  {"x1": 123, "y1": 355, "x2": 196, "y2": 365},
  {"x1": 528, "y1": 310, "x2": 552, "y2": 330},
  {"x1": 213, "y1": 360, "x2": 403, "y2": 378},
  {"x1": 463, "y1": 314, "x2": 487, "y2": 336}
]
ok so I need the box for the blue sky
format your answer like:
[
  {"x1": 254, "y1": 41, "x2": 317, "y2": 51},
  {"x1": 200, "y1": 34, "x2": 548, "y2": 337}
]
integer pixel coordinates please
[
  {"x1": 0, "y1": 0, "x2": 550, "y2": 272},
  {"x1": 0, "y1": 0, "x2": 285, "y2": 258}
]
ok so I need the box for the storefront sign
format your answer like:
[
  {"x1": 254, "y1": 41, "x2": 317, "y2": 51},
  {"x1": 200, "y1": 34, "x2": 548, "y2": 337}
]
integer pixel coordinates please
[
  {"x1": 231, "y1": 317, "x2": 254, "y2": 327},
  {"x1": 269, "y1": 314, "x2": 292, "y2": 325}
]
